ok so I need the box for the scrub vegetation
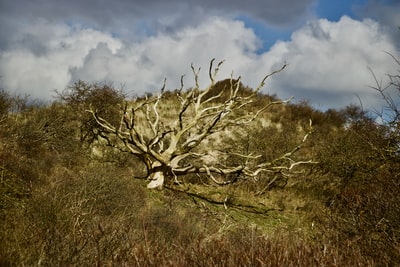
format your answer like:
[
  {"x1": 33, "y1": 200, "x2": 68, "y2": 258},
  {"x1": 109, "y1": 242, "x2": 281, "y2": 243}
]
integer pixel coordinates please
[{"x1": 0, "y1": 58, "x2": 399, "y2": 266}]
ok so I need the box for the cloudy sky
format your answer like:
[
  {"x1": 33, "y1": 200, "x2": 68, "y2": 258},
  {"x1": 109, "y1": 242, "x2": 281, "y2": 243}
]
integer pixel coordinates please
[{"x1": 0, "y1": 0, "x2": 399, "y2": 110}]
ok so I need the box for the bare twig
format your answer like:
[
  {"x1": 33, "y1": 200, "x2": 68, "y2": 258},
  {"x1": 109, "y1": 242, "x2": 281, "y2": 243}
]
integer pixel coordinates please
[{"x1": 89, "y1": 59, "x2": 312, "y2": 189}]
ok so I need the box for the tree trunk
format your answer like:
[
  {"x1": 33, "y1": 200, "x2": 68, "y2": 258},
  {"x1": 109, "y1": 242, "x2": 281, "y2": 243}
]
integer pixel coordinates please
[
  {"x1": 147, "y1": 161, "x2": 166, "y2": 189},
  {"x1": 147, "y1": 171, "x2": 165, "y2": 189}
]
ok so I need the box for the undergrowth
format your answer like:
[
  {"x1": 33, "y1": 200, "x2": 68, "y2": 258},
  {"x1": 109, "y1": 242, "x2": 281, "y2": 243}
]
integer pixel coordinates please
[{"x1": 0, "y1": 86, "x2": 399, "y2": 266}]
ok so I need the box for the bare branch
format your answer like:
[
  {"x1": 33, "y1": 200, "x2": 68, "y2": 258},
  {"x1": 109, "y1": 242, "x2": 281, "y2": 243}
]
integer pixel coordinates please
[
  {"x1": 254, "y1": 63, "x2": 287, "y2": 94},
  {"x1": 89, "y1": 60, "x2": 313, "y2": 190}
]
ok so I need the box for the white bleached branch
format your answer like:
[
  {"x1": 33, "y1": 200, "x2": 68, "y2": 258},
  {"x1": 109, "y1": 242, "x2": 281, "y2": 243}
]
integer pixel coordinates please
[{"x1": 89, "y1": 59, "x2": 313, "y2": 189}]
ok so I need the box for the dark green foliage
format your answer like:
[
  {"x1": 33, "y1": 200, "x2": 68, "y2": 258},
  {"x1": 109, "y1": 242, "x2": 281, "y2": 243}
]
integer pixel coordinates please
[
  {"x1": 58, "y1": 80, "x2": 126, "y2": 144},
  {"x1": 328, "y1": 162, "x2": 400, "y2": 265}
]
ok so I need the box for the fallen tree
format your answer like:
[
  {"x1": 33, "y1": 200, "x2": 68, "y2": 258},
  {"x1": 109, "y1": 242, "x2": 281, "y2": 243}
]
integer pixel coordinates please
[{"x1": 88, "y1": 59, "x2": 313, "y2": 189}]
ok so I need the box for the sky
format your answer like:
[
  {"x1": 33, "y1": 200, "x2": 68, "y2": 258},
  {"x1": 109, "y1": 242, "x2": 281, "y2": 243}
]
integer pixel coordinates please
[{"x1": 0, "y1": 0, "x2": 399, "y2": 110}]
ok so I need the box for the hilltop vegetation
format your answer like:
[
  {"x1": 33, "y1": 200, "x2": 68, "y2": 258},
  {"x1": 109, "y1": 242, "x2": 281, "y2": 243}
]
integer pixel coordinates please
[{"x1": 0, "y1": 64, "x2": 399, "y2": 266}]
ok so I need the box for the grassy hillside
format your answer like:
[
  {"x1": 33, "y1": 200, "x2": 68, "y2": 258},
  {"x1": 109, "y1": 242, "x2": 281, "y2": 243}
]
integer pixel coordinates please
[{"x1": 0, "y1": 81, "x2": 399, "y2": 266}]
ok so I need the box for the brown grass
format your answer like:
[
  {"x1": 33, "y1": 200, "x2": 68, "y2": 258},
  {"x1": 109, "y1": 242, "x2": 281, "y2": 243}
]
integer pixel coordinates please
[{"x1": 0, "y1": 87, "x2": 399, "y2": 266}]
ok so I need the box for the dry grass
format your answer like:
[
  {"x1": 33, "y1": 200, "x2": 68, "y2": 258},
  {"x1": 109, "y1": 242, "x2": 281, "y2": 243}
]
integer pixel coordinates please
[{"x1": 0, "y1": 87, "x2": 399, "y2": 266}]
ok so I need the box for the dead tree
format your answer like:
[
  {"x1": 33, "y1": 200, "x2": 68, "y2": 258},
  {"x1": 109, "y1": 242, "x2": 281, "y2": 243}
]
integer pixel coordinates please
[{"x1": 89, "y1": 59, "x2": 313, "y2": 189}]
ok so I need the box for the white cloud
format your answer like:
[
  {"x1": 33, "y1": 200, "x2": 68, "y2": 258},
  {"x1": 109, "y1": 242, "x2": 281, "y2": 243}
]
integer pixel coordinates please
[
  {"x1": 70, "y1": 17, "x2": 261, "y2": 96},
  {"x1": 0, "y1": 19, "x2": 122, "y2": 99},
  {"x1": 258, "y1": 16, "x2": 399, "y2": 108},
  {"x1": 0, "y1": 15, "x2": 399, "y2": 110}
]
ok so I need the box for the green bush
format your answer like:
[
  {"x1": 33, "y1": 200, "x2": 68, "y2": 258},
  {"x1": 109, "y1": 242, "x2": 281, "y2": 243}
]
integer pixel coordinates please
[{"x1": 58, "y1": 80, "x2": 126, "y2": 144}]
